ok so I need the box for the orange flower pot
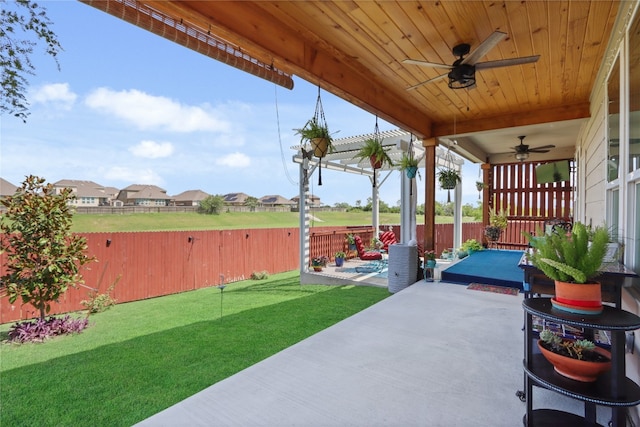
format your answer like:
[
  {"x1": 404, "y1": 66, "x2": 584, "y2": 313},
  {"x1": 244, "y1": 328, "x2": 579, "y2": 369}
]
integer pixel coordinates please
[{"x1": 552, "y1": 280, "x2": 603, "y2": 315}]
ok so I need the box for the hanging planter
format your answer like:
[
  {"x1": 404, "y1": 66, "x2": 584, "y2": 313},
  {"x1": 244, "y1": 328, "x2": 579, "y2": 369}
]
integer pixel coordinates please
[
  {"x1": 311, "y1": 137, "x2": 329, "y2": 158},
  {"x1": 353, "y1": 117, "x2": 393, "y2": 187},
  {"x1": 398, "y1": 152, "x2": 421, "y2": 179},
  {"x1": 437, "y1": 142, "x2": 461, "y2": 202},
  {"x1": 438, "y1": 169, "x2": 460, "y2": 190},
  {"x1": 293, "y1": 86, "x2": 336, "y2": 186}
]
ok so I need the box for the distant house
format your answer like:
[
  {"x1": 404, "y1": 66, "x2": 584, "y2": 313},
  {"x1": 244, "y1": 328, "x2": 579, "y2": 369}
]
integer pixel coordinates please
[
  {"x1": 117, "y1": 184, "x2": 173, "y2": 206},
  {"x1": 173, "y1": 190, "x2": 210, "y2": 206},
  {"x1": 53, "y1": 179, "x2": 111, "y2": 207},
  {"x1": 0, "y1": 178, "x2": 18, "y2": 199},
  {"x1": 259, "y1": 195, "x2": 296, "y2": 207},
  {"x1": 223, "y1": 192, "x2": 252, "y2": 206},
  {"x1": 290, "y1": 194, "x2": 322, "y2": 208}
]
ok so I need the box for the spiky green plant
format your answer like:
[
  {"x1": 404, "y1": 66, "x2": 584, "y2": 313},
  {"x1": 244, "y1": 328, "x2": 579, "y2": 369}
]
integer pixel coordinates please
[{"x1": 526, "y1": 222, "x2": 609, "y2": 284}]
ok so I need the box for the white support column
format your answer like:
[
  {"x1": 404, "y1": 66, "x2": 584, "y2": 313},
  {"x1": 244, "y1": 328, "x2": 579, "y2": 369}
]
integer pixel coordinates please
[
  {"x1": 372, "y1": 170, "x2": 380, "y2": 233},
  {"x1": 400, "y1": 172, "x2": 416, "y2": 244},
  {"x1": 453, "y1": 181, "x2": 463, "y2": 250},
  {"x1": 299, "y1": 163, "x2": 310, "y2": 274}
]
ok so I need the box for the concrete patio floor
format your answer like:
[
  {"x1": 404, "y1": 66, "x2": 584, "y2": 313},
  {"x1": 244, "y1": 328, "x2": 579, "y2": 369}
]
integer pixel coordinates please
[{"x1": 136, "y1": 278, "x2": 611, "y2": 426}]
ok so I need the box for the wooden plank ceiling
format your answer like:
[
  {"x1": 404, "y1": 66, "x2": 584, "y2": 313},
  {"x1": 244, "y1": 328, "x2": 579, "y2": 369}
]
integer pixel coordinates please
[{"x1": 124, "y1": 1, "x2": 619, "y2": 163}]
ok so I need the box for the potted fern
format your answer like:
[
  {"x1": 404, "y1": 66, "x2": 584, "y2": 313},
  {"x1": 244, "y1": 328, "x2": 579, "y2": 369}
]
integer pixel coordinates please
[
  {"x1": 525, "y1": 222, "x2": 609, "y2": 314},
  {"x1": 354, "y1": 137, "x2": 393, "y2": 170},
  {"x1": 294, "y1": 118, "x2": 334, "y2": 158},
  {"x1": 398, "y1": 152, "x2": 420, "y2": 179}
]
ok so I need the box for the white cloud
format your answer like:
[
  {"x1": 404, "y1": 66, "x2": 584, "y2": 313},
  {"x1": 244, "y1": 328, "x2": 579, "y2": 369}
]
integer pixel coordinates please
[
  {"x1": 30, "y1": 83, "x2": 77, "y2": 109},
  {"x1": 85, "y1": 87, "x2": 231, "y2": 133},
  {"x1": 215, "y1": 152, "x2": 251, "y2": 168},
  {"x1": 103, "y1": 166, "x2": 164, "y2": 186},
  {"x1": 129, "y1": 140, "x2": 174, "y2": 158}
]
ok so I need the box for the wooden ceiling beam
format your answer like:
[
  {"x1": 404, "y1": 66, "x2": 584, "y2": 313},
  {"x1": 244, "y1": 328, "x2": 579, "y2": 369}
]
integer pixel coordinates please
[
  {"x1": 143, "y1": 0, "x2": 432, "y2": 137},
  {"x1": 431, "y1": 102, "x2": 591, "y2": 137}
]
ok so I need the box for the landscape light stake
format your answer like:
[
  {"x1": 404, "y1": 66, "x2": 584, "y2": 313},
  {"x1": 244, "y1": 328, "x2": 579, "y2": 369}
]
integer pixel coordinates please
[{"x1": 217, "y1": 274, "x2": 226, "y2": 321}]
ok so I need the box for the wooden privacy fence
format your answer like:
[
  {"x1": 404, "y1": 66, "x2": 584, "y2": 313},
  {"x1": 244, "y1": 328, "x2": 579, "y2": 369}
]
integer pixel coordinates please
[
  {"x1": 1, "y1": 221, "x2": 540, "y2": 324},
  {"x1": 0, "y1": 229, "x2": 299, "y2": 324}
]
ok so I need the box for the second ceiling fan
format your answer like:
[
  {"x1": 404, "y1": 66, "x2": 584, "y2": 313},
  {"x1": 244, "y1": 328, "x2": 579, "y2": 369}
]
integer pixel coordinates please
[
  {"x1": 512, "y1": 135, "x2": 555, "y2": 161},
  {"x1": 404, "y1": 31, "x2": 539, "y2": 91}
]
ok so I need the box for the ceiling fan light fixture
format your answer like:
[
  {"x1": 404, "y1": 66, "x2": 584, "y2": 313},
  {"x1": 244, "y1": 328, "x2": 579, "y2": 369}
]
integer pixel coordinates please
[
  {"x1": 515, "y1": 152, "x2": 529, "y2": 161},
  {"x1": 448, "y1": 64, "x2": 475, "y2": 89}
]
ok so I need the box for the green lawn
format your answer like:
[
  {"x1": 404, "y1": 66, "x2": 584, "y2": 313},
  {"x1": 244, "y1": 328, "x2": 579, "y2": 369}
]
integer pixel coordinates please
[
  {"x1": 71, "y1": 211, "x2": 475, "y2": 232},
  {"x1": 0, "y1": 271, "x2": 389, "y2": 426}
]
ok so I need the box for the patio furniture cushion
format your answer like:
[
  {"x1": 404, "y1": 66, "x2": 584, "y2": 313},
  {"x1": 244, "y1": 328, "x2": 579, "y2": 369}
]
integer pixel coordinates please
[
  {"x1": 379, "y1": 230, "x2": 397, "y2": 251},
  {"x1": 354, "y1": 236, "x2": 383, "y2": 261}
]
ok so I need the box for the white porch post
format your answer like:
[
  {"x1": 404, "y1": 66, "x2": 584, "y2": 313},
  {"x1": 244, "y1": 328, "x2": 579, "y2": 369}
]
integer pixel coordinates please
[
  {"x1": 372, "y1": 170, "x2": 380, "y2": 233},
  {"x1": 400, "y1": 172, "x2": 416, "y2": 243},
  {"x1": 453, "y1": 181, "x2": 463, "y2": 250},
  {"x1": 299, "y1": 163, "x2": 310, "y2": 274}
]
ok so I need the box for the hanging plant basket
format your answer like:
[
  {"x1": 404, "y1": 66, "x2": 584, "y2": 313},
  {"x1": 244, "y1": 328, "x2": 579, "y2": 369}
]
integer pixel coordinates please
[
  {"x1": 293, "y1": 87, "x2": 337, "y2": 186},
  {"x1": 353, "y1": 117, "x2": 392, "y2": 187},
  {"x1": 311, "y1": 137, "x2": 330, "y2": 158},
  {"x1": 438, "y1": 169, "x2": 460, "y2": 190},
  {"x1": 406, "y1": 166, "x2": 418, "y2": 179}
]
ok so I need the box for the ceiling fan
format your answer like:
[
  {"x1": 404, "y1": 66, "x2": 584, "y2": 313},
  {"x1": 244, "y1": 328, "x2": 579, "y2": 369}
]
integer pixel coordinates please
[
  {"x1": 404, "y1": 31, "x2": 539, "y2": 91},
  {"x1": 512, "y1": 135, "x2": 555, "y2": 161}
]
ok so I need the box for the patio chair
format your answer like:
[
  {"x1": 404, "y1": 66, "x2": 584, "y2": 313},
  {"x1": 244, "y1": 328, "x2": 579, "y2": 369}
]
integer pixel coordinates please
[
  {"x1": 378, "y1": 229, "x2": 397, "y2": 252},
  {"x1": 353, "y1": 235, "x2": 383, "y2": 261}
]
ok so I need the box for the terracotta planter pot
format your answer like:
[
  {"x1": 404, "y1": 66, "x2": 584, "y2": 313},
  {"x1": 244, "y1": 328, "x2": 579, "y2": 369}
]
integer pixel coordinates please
[
  {"x1": 537, "y1": 340, "x2": 611, "y2": 382},
  {"x1": 312, "y1": 265, "x2": 323, "y2": 272},
  {"x1": 369, "y1": 155, "x2": 383, "y2": 169},
  {"x1": 552, "y1": 280, "x2": 603, "y2": 315},
  {"x1": 311, "y1": 137, "x2": 329, "y2": 158}
]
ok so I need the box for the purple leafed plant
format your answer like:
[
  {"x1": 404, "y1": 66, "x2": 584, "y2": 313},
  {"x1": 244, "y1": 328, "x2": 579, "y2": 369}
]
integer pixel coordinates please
[{"x1": 6, "y1": 315, "x2": 89, "y2": 344}]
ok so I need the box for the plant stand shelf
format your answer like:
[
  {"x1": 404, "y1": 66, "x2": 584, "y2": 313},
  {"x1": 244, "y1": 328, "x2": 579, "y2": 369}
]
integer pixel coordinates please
[{"x1": 522, "y1": 298, "x2": 640, "y2": 426}]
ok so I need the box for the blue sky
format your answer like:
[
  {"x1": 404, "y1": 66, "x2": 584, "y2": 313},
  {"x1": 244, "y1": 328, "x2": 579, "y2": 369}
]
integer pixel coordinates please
[{"x1": 1, "y1": 1, "x2": 482, "y2": 207}]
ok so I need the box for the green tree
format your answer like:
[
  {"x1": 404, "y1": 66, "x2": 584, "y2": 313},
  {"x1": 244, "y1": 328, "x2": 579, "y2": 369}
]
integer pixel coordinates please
[
  {"x1": 334, "y1": 202, "x2": 351, "y2": 209},
  {"x1": 1, "y1": 0, "x2": 63, "y2": 122},
  {"x1": 244, "y1": 196, "x2": 259, "y2": 211},
  {"x1": 198, "y1": 195, "x2": 225, "y2": 214},
  {"x1": 0, "y1": 176, "x2": 95, "y2": 320}
]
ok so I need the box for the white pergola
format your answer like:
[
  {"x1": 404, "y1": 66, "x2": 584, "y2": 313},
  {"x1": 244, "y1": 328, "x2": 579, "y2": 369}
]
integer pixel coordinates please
[{"x1": 292, "y1": 129, "x2": 464, "y2": 274}]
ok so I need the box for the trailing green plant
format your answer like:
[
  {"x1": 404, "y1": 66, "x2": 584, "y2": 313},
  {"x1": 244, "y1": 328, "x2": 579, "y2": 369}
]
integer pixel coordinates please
[
  {"x1": 437, "y1": 168, "x2": 461, "y2": 189},
  {"x1": 0, "y1": 176, "x2": 96, "y2": 320},
  {"x1": 354, "y1": 137, "x2": 393, "y2": 168},
  {"x1": 525, "y1": 222, "x2": 609, "y2": 284},
  {"x1": 345, "y1": 234, "x2": 356, "y2": 245}
]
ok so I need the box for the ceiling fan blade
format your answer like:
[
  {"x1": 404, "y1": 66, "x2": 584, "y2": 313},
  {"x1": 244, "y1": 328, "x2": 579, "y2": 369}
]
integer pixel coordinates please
[
  {"x1": 403, "y1": 58, "x2": 452, "y2": 70},
  {"x1": 528, "y1": 145, "x2": 556, "y2": 152},
  {"x1": 406, "y1": 73, "x2": 448, "y2": 91},
  {"x1": 461, "y1": 31, "x2": 507, "y2": 65},
  {"x1": 476, "y1": 55, "x2": 540, "y2": 70}
]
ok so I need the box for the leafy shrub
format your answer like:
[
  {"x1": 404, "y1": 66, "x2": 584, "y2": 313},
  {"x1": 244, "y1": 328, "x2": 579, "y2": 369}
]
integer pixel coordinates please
[
  {"x1": 250, "y1": 270, "x2": 269, "y2": 280},
  {"x1": 81, "y1": 277, "x2": 119, "y2": 314},
  {"x1": 7, "y1": 315, "x2": 89, "y2": 344}
]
